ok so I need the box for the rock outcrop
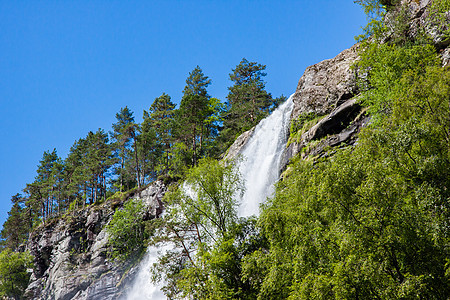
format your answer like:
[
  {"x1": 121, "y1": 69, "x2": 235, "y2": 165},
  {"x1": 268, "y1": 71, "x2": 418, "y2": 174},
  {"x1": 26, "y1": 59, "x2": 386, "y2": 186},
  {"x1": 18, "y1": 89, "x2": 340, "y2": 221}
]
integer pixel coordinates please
[
  {"x1": 282, "y1": 0, "x2": 449, "y2": 168},
  {"x1": 384, "y1": 0, "x2": 450, "y2": 49},
  {"x1": 24, "y1": 181, "x2": 166, "y2": 300},
  {"x1": 290, "y1": 44, "x2": 360, "y2": 121},
  {"x1": 280, "y1": 42, "x2": 367, "y2": 169},
  {"x1": 222, "y1": 128, "x2": 255, "y2": 162}
]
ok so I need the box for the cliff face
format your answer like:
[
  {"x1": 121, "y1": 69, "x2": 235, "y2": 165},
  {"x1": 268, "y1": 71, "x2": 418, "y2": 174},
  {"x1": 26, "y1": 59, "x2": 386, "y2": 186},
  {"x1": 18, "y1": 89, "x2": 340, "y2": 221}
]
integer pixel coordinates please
[
  {"x1": 281, "y1": 0, "x2": 450, "y2": 167},
  {"x1": 24, "y1": 181, "x2": 165, "y2": 300},
  {"x1": 281, "y1": 43, "x2": 366, "y2": 167},
  {"x1": 290, "y1": 45, "x2": 360, "y2": 121},
  {"x1": 22, "y1": 1, "x2": 449, "y2": 298}
]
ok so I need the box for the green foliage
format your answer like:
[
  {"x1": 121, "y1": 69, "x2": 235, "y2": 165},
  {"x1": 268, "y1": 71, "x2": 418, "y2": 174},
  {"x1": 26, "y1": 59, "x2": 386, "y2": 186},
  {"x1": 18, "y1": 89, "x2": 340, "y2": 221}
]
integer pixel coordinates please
[
  {"x1": 111, "y1": 106, "x2": 139, "y2": 192},
  {"x1": 174, "y1": 66, "x2": 224, "y2": 167},
  {"x1": 354, "y1": 0, "x2": 388, "y2": 41},
  {"x1": 166, "y1": 142, "x2": 191, "y2": 180},
  {"x1": 354, "y1": 0, "x2": 437, "y2": 45},
  {"x1": 175, "y1": 219, "x2": 263, "y2": 300},
  {"x1": 162, "y1": 158, "x2": 243, "y2": 244},
  {"x1": 288, "y1": 112, "x2": 325, "y2": 145},
  {"x1": 0, "y1": 249, "x2": 33, "y2": 299},
  {"x1": 356, "y1": 43, "x2": 440, "y2": 123},
  {"x1": 22, "y1": 149, "x2": 68, "y2": 223},
  {"x1": 222, "y1": 58, "x2": 283, "y2": 147},
  {"x1": 250, "y1": 38, "x2": 450, "y2": 299},
  {"x1": 63, "y1": 129, "x2": 112, "y2": 207},
  {"x1": 152, "y1": 158, "x2": 256, "y2": 299},
  {"x1": 143, "y1": 93, "x2": 176, "y2": 177},
  {"x1": 184, "y1": 158, "x2": 243, "y2": 239},
  {"x1": 429, "y1": 0, "x2": 450, "y2": 43},
  {"x1": 0, "y1": 194, "x2": 30, "y2": 250},
  {"x1": 106, "y1": 198, "x2": 149, "y2": 261}
]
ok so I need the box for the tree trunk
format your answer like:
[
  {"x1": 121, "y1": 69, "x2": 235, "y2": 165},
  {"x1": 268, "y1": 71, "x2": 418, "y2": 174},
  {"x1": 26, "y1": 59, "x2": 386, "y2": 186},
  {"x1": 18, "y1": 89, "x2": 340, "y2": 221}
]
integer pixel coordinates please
[
  {"x1": 132, "y1": 132, "x2": 141, "y2": 188},
  {"x1": 120, "y1": 152, "x2": 125, "y2": 192},
  {"x1": 83, "y1": 182, "x2": 87, "y2": 208},
  {"x1": 192, "y1": 125, "x2": 197, "y2": 166},
  {"x1": 94, "y1": 175, "x2": 98, "y2": 203},
  {"x1": 165, "y1": 139, "x2": 170, "y2": 175},
  {"x1": 103, "y1": 173, "x2": 107, "y2": 201}
]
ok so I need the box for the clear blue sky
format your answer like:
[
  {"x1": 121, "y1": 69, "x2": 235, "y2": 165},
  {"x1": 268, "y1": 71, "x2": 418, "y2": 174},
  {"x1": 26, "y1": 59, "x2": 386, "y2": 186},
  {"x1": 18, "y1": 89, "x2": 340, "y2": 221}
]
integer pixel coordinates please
[{"x1": 0, "y1": 1, "x2": 366, "y2": 230}]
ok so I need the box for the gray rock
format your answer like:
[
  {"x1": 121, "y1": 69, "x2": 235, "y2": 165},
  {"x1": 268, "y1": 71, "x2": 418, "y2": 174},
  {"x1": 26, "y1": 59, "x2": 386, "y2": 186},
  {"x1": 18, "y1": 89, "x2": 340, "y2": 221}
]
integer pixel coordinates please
[
  {"x1": 442, "y1": 46, "x2": 450, "y2": 67},
  {"x1": 24, "y1": 181, "x2": 166, "y2": 300},
  {"x1": 280, "y1": 44, "x2": 366, "y2": 170},
  {"x1": 135, "y1": 180, "x2": 165, "y2": 219},
  {"x1": 281, "y1": 97, "x2": 368, "y2": 170},
  {"x1": 291, "y1": 44, "x2": 359, "y2": 121},
  {"x1": 222, "y1": 127, "x2": 255, "y2": 162},
  {"x1": 301, "y1": 98, "x2": 361, "y2": 143},
  {"x1": 384, "y1": 0, "x2": 450, "y2": 49}
]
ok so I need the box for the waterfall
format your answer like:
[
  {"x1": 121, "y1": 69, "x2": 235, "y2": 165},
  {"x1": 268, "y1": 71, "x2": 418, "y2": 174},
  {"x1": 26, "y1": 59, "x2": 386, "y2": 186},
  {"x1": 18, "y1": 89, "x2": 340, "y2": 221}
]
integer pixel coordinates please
[
  {"x1": 237, "y1": 95, "x2": 294, "y2": 217},
  {"x1": 125, "y1": 246, "x2": 167, "y2": 300},
  {"x1": 124, "y1": 95, "x2": 294, "y2": 299}
]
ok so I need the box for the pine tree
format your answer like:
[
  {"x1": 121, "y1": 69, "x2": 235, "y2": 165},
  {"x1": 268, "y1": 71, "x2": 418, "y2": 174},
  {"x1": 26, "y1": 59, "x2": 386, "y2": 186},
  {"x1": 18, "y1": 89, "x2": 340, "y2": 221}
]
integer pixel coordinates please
[
  {"x1": 64, "y1": 137, "x2": 90, "y2": 207},
  {"x1": 111, "y1": 107, "x2": 139, "y2": 191},
  {"x1": 0, "y1": 194, "x2": 28, "y2": 250},
  {"x1": 175, "y1": 66, "x2": 211, "y2": 166},
  {"x1": 143, "y1": 93, "x2": 176, "y2": 177},
  {"x1": 84, "y1": 129, "x2": 112, "y2": 203},
  {"x1": 223, "y1": 58, "x2": 281, "y2": 143},
  {"x1": 136, "y1": 120, "x2": 158, "y2": 184},
  {"x1": 27, "y1": 149, "x2": 63, "y2": 220}
]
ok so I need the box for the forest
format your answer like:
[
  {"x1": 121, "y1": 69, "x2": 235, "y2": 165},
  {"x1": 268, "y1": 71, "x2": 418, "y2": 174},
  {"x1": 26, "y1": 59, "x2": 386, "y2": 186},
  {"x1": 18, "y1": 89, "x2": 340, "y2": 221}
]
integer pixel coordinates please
[
  {"x1": 1, "y1": 0, "x2": 450, "y2": 299},
  {"x1": 0, "y1": 58, "x2": 283, "y2": 250}
]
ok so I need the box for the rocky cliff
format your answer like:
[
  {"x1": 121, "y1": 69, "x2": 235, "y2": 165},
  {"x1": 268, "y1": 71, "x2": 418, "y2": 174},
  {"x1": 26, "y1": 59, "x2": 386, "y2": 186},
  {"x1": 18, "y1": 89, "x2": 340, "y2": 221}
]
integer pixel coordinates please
[
  {"x1": 22, "y1": 1, "x2": 449, "y2": 299},
  {"x1": 284, "y1": 0, "x2": 449, "y2": 166},
  {"x1": 228, "y1": 0, "x2": 449, "y2": 173},
  {"x1": 24, "y1": 181, "x2": 166, "y2": 300},
  {"x1": 282, "y1": 43, "x2": 366, "y2": 166},
  {"x1": 225, "y1": 41, "x2": 367, "y2": 169}
]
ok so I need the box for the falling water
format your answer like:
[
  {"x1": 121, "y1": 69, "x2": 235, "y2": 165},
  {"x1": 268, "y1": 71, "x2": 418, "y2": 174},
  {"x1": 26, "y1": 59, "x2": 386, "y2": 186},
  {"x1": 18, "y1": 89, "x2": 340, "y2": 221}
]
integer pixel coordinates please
[
  {"x1": 238, "y1": 95, "x2": 294, "y2": 217},
  {"x1": 125, "y1": 95, "x2": 294, "y2": 299},
  {"x1": 125, "y1": 246, "x2": 167, "y2": 300}
]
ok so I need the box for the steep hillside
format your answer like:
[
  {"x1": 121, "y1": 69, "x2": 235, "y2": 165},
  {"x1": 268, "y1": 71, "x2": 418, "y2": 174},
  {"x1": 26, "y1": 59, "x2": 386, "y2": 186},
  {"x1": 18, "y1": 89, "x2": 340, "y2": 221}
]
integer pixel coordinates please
[
  {"x1": 3, "y1": 0, "x2": 449, "y2": 299},
  {"x1": 24, "y1": 182, "x2": 165, "y2": 300}
]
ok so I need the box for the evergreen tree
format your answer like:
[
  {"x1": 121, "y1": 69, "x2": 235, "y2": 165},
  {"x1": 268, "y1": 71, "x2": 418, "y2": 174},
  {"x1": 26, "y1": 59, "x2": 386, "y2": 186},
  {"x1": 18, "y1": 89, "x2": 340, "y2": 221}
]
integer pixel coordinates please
[
  {"x1": 111, "y1": 107, "x2": 140, "y2": 191},
  {"x1": 202, "y1": 97, "x2": 226, "y2": 158},
  {"x1": 64, "y1": 137, "x2": 90, "y2": 207},
  {"x1": 222, "y1": 58, "x2": 282, "y2": 145},
  {"x1": 143, "y1": 93, "x2": 176, "y2": 177},
  {"x1": 182, "y1": 65, "x2": 211, "y2": 98},
  {"x1": 137, "y1": 119, "x2": 158, "y2": 184},
  {"x1": 63, "y1": 130, "x2": 112, "y2": 207},
  {"x1": 26, "y1": 149, "x2": 63, "y2": 220},
  {"x1": 84, "y1": 129, "x2": 112, "y2": 203},
  {"x1": 0, "y1": 194, "x2": 28, "y2": 250},
  {"x1": 175, "y1": 67, "x2": 211, "y2": 166}
]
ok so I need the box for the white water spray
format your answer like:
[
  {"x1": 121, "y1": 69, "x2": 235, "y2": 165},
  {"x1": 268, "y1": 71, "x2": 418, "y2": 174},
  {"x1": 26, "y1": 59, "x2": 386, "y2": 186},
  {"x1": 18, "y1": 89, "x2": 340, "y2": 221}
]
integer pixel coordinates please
[
  {"x1": 125, "y1": 95, "x2": 294, "y2": 299},
  {"x1": 238, "y1": 95, "x2": 294, "y2": 217},
  {"x1": 125, "y1": 246, "x2": 168, "y2": 300}
]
